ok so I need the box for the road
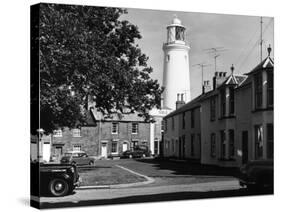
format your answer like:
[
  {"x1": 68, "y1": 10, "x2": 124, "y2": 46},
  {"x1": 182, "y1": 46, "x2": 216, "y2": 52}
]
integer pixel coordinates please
[{"x1": 38, "y1": 158, "x2": 273, "y2": 208}]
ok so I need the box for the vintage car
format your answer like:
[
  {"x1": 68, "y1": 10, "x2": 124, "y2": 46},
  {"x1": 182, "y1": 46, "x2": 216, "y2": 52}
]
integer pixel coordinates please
[
  {"x1": 239, "y1": 159, "x2": 273, "y2": 190},
  {"x1": 122, "y1": 145, "x2": 151, "y2": 158},
  {"x1": 60, "y1": 150, "x2": 95, "y2": 166},
  {"x1": 31, "y1": 162, "x2": 81, "y2": 197}
]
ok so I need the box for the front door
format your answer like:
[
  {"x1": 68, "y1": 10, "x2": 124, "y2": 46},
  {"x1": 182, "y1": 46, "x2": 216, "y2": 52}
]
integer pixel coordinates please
[
  {"x1": 101, "y1": 143, "x2": 107, "y2": 158},
  {"x1": 178, "y1": 138, "x2": 182, "y2": 159},
  {"x1": 122, "y1": 143, "x2": 128, "y2": 152},
  {"x1": 242, "y1": 131, "x2": 248, "y2": 164}
]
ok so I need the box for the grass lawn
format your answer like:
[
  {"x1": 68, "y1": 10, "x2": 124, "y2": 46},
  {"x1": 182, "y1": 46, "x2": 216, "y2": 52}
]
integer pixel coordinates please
[{"x1": 78, "y1": 165, "x2": 146, "y2": 186}]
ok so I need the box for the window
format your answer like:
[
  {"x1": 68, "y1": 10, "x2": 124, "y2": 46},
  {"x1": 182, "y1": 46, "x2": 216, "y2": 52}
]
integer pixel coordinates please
[
  {"x1": 182, "y1": 112, "x2": 186, "y2": 129},
  {"x1": 210, "y1": 133, "x2": 216, "y2": 157},
  {"x1": 229, "y1": 87, "x2": 235, "y2": 114},
  {"x1": 111, "y1": 122, "x2": 118, "y2": 134},
  {"x1": 175, "y1": 26, "x2": 184, "y2": 41},
  {"x1": 220, "y1": 130, "x2": 226, "y2": 159},
  {"x1": 164, "y1": 120, "x2": 167, "y2": 132},
  {"x1": 191, "y1": 110, "x2": 195, "y2": 128},
  {"x1": 191, "y1": 134, "x2": 195, "y2": 156},
  {"x1": 255, "y1": 125, "x2": 263, "y2": 159},
  {"x1": 267, "y1": 71, "x2": 273, "y2": 107},
  {"x1": 161, "y1": 120, "x2": 165, "y2": 133},
  {"x1": 255, "y1": 73, "x2": 263, "y2": 109},
  {"x1": 166, "y1": 55, "x2": 170, "y2": 62},
  {"x1": 53, "y1": 129, "x2": 62, "y2": 137},
  {"x1": 267, "y1": 124, "x2": 273, "y2": 159},
  {"x1": 73, "y1": 144, "x2": 81, "y2": 151},
  {"x1": 221, "y1": 89, "x2": 226, "y2": 116},
  {"x1": 172, "y1": 117, "x2": 175, "y2": 130},
  {"x1": 210, "y1": 97, "x2": 216, "y2": 121},
  {"x1": 72, "y1": 128, "x2": 81, "y2": 137},
  {"x1": 229, "y1": 130, "x2": 235, "y2": 158},
  {"x1": 132, "y1": 123, "x2": 139, "y2": 134},
  {"x1": 111, "y1": 141, "x2": 118, "y2": 153}
]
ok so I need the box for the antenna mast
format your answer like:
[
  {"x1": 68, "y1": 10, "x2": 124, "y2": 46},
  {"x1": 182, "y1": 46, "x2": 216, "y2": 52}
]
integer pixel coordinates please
[
  {"x1": 204, "y1": 47, "x2": 228, "y2": 72},
  {"x1": 193, "y1": 63, "x2": 211, "y2": 93},
  {"x1": 260, "y1": 17, "x2": 263, "y2": 63}
]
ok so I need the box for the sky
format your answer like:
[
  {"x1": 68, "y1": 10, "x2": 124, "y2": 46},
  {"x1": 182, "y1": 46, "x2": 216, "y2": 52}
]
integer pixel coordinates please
[{"x1": 120, "y1": 8, "x2": 274, "y2": 99}]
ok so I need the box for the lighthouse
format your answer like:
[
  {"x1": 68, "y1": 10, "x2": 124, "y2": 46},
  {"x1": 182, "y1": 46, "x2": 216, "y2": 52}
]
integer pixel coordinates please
[{"x1": 162, "y1": 16, "x2": 191, "y2": 110}]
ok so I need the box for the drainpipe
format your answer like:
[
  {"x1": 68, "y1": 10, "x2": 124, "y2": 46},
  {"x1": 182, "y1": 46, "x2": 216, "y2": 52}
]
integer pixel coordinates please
[{"x1": 98, "y1": 120, "x2": 101, "y2": 157}]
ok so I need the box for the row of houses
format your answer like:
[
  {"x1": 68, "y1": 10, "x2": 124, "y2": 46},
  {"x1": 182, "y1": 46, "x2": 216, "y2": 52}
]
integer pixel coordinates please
[
  {"x1": 33, "y1": 101, "x2": 164, "y2": 162},
  {"x1": 163, "y1": 48, "x2": 274, "y2": 167}
]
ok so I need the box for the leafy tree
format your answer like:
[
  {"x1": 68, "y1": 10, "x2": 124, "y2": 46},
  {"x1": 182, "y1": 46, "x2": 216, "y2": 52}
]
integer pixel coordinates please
[{"x1": 36, "y1": 3, "x2": 163, "y2": 134}]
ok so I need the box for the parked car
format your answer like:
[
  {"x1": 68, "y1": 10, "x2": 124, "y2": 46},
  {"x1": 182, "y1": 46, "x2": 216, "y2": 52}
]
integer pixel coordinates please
[
  {"x1": 122, "y1": 145, "x2": 151, "y2": 158},
  {"x1": 239, "y1": 159, "x2": 273, "y2": 190},
  {"x1": 31, "y1": 162, "x2": 81, "y2": 197},
  {"x1": 60, "y1": 151, "x2": 95, "y2": 166}
]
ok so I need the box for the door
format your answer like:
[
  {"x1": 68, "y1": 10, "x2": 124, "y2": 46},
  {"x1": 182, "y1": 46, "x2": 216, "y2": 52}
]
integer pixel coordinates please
[
  {"x1": 101, "y1": 143, "x2": 107, "y2": 158},
  {"x1": 242, "y1": 131, "x2": 248, "y2": 164},
  {"x1": 178, "y1": 138, "x2": 182, "y2": 159},
  {"x1": 122, "y1": 142, "x2": 128, "y2": 152}
]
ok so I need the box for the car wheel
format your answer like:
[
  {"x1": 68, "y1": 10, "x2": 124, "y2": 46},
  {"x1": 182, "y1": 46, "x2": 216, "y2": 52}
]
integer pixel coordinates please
[
  {"x1": 89, "y1": 161, "x2": 94, "y2": 166},
  {"x1": 49, "y1": 178, "x2": 69, "y2": 197}
]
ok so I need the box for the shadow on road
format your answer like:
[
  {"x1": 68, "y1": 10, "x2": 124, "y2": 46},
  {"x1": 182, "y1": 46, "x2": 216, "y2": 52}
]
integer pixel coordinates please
[
  {"x1": 40, "y1": 188, "x2": 273, "y2": 209},
  {"x1": 131, "y1": 158, "x2": 240, "y2": 177}
]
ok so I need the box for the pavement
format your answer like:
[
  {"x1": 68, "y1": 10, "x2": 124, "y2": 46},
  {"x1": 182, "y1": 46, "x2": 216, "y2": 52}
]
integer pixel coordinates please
[{"x1": 37, "y1": 158, "x2": 273, "y2": 209}]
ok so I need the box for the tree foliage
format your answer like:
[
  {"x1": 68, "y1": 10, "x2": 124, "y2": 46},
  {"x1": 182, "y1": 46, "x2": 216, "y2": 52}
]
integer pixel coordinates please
[{"x1": 37, "y1": 3, "x2": 163, "y2": 133}]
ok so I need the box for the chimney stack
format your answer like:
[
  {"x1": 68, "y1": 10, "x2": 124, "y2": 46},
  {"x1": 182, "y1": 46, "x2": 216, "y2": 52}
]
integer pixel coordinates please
[
  {"x1": 176, "y1": 93, "x2": 185, "y2": 109},
  {"x1": 213, "y1": 71, "x2": 227, "y2": 90},
  {"x1": 203, "y1": 80, "x2": 212, "y2": 93}
]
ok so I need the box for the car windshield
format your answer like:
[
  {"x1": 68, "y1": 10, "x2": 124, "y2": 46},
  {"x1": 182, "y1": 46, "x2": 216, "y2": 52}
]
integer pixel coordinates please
[{"x1": 64, "y1": 153, "x2": 73, "y2": 156}]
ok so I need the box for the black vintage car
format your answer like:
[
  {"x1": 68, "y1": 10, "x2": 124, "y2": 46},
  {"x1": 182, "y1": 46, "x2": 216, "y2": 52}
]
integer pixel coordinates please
[
  {"x1": 31, "y1": 162, "x2": 81, "y2": 197},
  {"x1": 122, "y1": 145, "x2": 151, "y2": 158},
  {"x1": 239, "y1": 159, "x2": 273, "y2": 191}
]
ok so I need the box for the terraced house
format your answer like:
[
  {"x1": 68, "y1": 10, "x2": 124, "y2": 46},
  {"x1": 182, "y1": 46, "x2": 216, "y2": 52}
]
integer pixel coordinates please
[
  {"x1": 38, "y1": 102, "x2": 154, "y2": 162},
  {"x1": 163, "y1": 46, "x2": 274, "y2": 167}
]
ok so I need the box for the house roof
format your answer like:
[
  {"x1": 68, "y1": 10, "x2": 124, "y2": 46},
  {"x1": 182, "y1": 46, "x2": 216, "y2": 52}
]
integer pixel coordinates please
[
  {"x1": 164, "y1": 73, "x2": 247, "y2": 120},
  {"x1": 164, "y1": 93, "x2": 207, "y2": 119},
  {"x1": 246, "y1": 56, "x2": 274, "y2": 75},
  {"x1": 89, "y1": 107, "x2": 146, "y2": 122},
  {"x1": 217, "y1": 74, "x2": 247, "y2": 88}
]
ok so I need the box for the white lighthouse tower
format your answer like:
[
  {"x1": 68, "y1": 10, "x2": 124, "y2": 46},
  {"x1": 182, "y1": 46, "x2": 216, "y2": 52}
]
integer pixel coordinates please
[{"x1": 162, "y1": 16, "x2": 191, "y2": 110}]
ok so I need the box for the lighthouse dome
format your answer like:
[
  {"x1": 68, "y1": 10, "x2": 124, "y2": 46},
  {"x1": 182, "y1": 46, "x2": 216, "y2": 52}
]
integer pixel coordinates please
[{"x1": 172, "y1": 16, "x2": 181, "y2": 25}]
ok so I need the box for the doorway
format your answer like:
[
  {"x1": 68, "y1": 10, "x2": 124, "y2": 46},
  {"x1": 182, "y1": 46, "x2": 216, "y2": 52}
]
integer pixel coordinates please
[
  {"x1": 242, "y1": 131, "x2": 248, "y2": 164},
  {"x1": 122, "y1": 142, "x2": 129, "y2": 152},
  {"x1": 101, "y1": 143, "x2": 107, "y2": 158}
]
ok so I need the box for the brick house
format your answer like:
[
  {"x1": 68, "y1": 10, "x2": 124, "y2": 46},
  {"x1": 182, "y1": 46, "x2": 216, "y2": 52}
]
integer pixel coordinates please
[{"x1": 48, "y1": 107, "x2": 152, "y2": 161}]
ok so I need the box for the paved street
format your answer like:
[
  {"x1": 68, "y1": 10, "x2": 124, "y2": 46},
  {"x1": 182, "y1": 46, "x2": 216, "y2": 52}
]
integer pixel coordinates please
[{"x1": 39, "y1": 158, "x2": 272, "y2": 208}]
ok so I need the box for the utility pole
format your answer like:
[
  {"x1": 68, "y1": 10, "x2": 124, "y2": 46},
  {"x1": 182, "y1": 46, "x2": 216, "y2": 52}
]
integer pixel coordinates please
[
  {"x1": 204, "y1": 47, "x2": 228, "y2": 72},
  {"x1": 193, "y1": 63, "x2": 211, "y2": 93}
]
